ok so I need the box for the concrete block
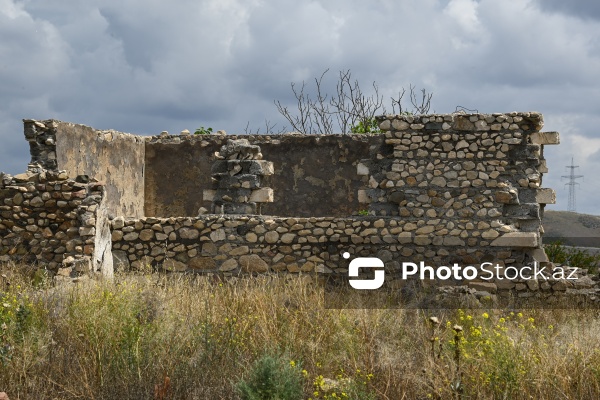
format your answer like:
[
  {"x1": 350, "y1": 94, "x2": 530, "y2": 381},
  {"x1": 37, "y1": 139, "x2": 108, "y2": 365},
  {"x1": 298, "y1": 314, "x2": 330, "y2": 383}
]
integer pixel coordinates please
[
  {"x1": 357, "y1": 189, "x2": 371, "y2": 203},
  {"x1": 203, "y1": 189, "x2": 216, "y2": 202},
  {"x1": 536, "y1": 188, "x2": 556, "y2": 204},
  {"x1": 249, "y1": 188, "x2": 273, "y2": 203},
  {"x1": 503, "y1": 203, "x2": 540, "y2": 219},
  {"x1": 491, "y1": 232, "x2": 539, "y2": 247},
  {"x1": 530, "y1": 131, "x2": 560, "y2": 145},
  {"x1": 248, "y1": 161, "x2": 274, "y2": 176}
]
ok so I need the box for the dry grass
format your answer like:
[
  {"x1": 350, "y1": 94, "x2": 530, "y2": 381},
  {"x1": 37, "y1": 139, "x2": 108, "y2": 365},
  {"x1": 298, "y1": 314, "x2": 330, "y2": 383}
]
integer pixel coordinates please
[{"x1": 0, "y1": 264, "x2": 599, "y2": 399}]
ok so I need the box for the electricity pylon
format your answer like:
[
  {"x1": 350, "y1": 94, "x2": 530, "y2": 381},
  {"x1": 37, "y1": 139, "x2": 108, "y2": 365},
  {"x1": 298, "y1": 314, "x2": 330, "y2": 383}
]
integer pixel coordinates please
[{"x1": 561, "y1": 157, "x2": 583, "y2": 212}]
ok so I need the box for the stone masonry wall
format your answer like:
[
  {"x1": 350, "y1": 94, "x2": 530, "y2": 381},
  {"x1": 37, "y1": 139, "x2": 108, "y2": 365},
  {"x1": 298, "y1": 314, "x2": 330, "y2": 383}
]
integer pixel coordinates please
[
  {"x1": 109, "y1": 212, "x2": 597, "y2": 302},
  {"x1": 24, "y1": 119, "x2": 145, "y2": 218},
  {"x1": 110, "y1": 214, "x2": 532, "y2": 274},
  {"x1": 2, "y1": 112, "x2": 579, "y2": 303},
  {"x1": 359, "y1": 112, "x2": 555, "y2": 244},
  {"x1": 145, "y1": 133, "x2": 374, "y2": 217},
  {"x1": 110, "y1": 111, "x2": 568, "y2": 300},
  {"x1": 0, "y1": 167, "x2": 113, "y2": 277}
]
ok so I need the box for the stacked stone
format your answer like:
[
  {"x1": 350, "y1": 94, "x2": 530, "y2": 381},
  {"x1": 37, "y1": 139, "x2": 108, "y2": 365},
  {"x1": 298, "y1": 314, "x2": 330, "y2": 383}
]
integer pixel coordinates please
[
  {"x1": 23, "y1": 119, "x2": 59, "y2": 171},
  {"x1": 109, "y1": 214, "x2": 529, "y2": 275},
  {"x1": 11, "y1": 112, "x2": 596, "y2": 305},
  {"x1": 427, "y1": 264, "x2": 600, "y2": 308},
  {"x1": 0, "y1": 169, "x2": 111, "y2": 277},
  {"x1": 204, "y1": 139, "x2": 274, "y2": 214},
  {"x1": 356, "y1": 112, "x2": 557, "y2": 259},
  {"x1": 109, "y1": 213, "x2": 600, "y2": 305},
  {"x1": 107, "y1": 212, "x2": 600, "y2": 306}
]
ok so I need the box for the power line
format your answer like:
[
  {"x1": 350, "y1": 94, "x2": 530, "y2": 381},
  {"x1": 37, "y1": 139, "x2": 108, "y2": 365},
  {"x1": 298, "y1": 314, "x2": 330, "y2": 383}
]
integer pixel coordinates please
[{"x1": 561, "y1": 157, "x2": 584, "y2": 212}]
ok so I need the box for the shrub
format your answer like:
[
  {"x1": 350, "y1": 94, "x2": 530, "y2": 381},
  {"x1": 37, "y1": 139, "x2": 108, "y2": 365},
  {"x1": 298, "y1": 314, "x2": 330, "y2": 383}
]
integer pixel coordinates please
[
  {"x1": 544, "y1": 240, "x2": 600, "y2": 272},
  {"x1": 235, "y1": 353, "x2": 304, "y2": 400}
]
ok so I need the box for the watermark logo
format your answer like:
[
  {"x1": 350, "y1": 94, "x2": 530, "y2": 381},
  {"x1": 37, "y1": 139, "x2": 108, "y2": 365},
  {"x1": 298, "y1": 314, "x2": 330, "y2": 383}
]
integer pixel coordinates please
[
  {"x1": 401, "y1": 261, "x2": 578, "y2": 281},
  {"x1": 344, "y1": 255, "x2": 579, "y2": 291},
  {"x1": 344, "y1": 252, "x2": 385, "y2": 290}
]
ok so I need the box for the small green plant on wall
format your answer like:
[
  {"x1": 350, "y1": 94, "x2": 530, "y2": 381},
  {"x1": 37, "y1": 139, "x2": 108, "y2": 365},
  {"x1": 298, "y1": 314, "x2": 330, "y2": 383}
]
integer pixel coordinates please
[
  {"x1": 350, "y1": 118, "x2": 382, "y2": 134},
  {"x1": 358, "y1": 209, "x2": 369, "y2": 216},
  {"x1": 194, "y1": 126, "x2": 213, "y2": 135}
]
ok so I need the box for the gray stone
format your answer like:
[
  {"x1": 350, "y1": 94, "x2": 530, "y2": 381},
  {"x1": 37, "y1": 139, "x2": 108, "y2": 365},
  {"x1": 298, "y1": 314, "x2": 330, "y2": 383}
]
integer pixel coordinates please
[
  {"x1": 201, "y1": 242, "x2": 218, "y2": 256},
  {"x1": 123, "y1": 232, "x2": 139, "y2": 241},
  {"x1": 139, "y1": 229, "x2": 154, "y2": 241},
  {"x1": 112, "y1": 216, "x2": 125, "y2": 229},
  {"x1": 357, "y1": 163, "x2": 369, "y2": 176},
  {"x1": 79, "y1": 227, "x2": 96, "y2": 236},
  {"x1": 229, "y1": 246, "x2": 249, "y2": 256},
  {"x1": 431, "y1": 177, "x2": 446, "y2": 187},
  {"x1": 239, "y1": 254, "x2": 269, "y2": 273},
  {"x1": 443, "y1": 237, "x2": 465, "y2": 246},
  {"x1": 210, "y1": 229, "x2": 226, "y2": 241},
  {"x1": 180, "y1": 228, "x2": 199, "y2": 240},
  {"x1": 389, "y1": 191, "x2": 406, "y2": 204},
  {"x1": 219, "y1": 259, "x2": 238, "y2": 272},
  {"x1": 468, "y1": 282, "x2": 497, "y2": 293},
  {"x1": 30, "y1": 196, "x2": 44, "y2": 207},
  {"x1": 281, "y1": 233, "x2": 295, "y2": 244},
  {"x1": 112, "y1": 250, "x2": 130, "y2": 272},
  {"x1": 163, "y1": 259, "x2": 187, "y2": 272},
  {"x1": 189, "y1": 256, "x2": 216, "y2": 270},
  {"x1": 265, "y1": 231, "x2": 279, "y2": 243}
]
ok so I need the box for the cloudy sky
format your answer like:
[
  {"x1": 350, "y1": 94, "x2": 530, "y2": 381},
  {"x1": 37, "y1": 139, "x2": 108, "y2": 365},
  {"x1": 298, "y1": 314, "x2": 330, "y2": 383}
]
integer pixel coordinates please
[{"x1": 1, "y1": 0, "x2": 599, "y2": 214}]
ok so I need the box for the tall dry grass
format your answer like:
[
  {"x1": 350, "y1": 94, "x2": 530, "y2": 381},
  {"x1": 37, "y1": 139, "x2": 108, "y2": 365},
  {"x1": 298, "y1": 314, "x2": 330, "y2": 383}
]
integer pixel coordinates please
[{"x1": 0, "y1": 264, "x2": 598, "y2": 399}]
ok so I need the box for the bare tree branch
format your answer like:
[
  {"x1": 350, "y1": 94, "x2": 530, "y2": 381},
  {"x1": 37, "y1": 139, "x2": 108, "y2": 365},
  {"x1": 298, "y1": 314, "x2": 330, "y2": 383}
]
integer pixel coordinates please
[
  {"x1": 391, "y1": 88, "x2": 406, "y2": 115},
  {"x1": 409, "y1": 84, "x2": 433, "y2": 114},
  {"x1": 274, "y1": 69, "x2": 434, "y2": 134}
]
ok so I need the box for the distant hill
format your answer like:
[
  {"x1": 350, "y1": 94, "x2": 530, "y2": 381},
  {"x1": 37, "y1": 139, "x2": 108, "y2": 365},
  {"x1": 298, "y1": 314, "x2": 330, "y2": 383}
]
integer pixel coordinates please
[{"x1": 542, "y1": 210, "x2": 600, "y2": 248}]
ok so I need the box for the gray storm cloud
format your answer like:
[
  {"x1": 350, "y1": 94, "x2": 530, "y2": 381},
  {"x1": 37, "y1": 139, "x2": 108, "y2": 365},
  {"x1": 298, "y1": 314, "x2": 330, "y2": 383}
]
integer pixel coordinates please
[{"x1": 1, "y1": 0, "x2": 599, "y2": 212}]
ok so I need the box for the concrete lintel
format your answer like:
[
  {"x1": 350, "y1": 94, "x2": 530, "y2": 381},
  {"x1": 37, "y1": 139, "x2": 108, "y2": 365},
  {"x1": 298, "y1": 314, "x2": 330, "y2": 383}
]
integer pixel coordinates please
[
  {"x1": 536, "y1": 188, "x2": 556, "y2": 204},
  {"x1": 490, "y1": 232, "x2": 539, "y2": 247},
  {"x1": 530, "y1": 131, "x2": 560, "y2": 145}
]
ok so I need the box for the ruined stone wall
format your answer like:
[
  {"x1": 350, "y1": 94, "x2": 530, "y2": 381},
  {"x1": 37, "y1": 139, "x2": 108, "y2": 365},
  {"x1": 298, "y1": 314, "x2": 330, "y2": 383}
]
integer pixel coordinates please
[
  {"x1": 24, "y1": 119, "x2": 145, "y2": 218},
  {"x1": 359, "y1": 112, "x2": 555, "y2": 244},
  {"x1": 144, "y1": 134, "x2": 375, "y2": 217},
  {"x1": 108, "y1": 111, "x2": 567, "y2": 300},
  {"x1": 0, "y1": 168, "x2": 112, "y2": 277},
  {"x1": 110, "y1": 213, "x2": 534, "y2": 274},
  {"x1": 1, "y1": 112, "x2": 570, "y2": 302},
  {"x1": 108, "y1": 212, "x2": 596, "y2": 303}
]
